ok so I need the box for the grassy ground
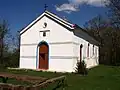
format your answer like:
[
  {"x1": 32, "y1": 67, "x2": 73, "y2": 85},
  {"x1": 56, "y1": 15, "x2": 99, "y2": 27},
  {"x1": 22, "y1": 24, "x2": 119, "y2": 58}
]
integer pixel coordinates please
[
  {"x1": 0, "y1": 65, "x2": 120, "y2": 90},
  {"x1": 0, "y1": 78, "x2": 33, "y2": 86}
]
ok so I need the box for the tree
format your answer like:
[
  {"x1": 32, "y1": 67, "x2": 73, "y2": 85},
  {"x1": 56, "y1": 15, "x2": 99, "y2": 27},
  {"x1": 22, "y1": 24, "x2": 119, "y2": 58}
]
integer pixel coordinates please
[
  {"x1": 9, "y1": 31, "x2": 20, "y2": 68},
  {"x1": 105, "y1": 0, "x2": 120, "y2": 65},
  {"x1": 0, "y1": 20, "x2": 9, "y2": 64},
  {"x1": 84, "y1": 15, "x2": 108, "y2": 31},
  {"x1": 83, "y1": 14, "x2": 120, "y2": 65},
  {"x1": 84, "y1": 15, "x2": 109, "y2": 46},
  {"x1": 107, "y1": 0, "x2": 120, "y2": 28},
  {"x1": 84, "y1": 15, "x2": 109, "y2": 64}
]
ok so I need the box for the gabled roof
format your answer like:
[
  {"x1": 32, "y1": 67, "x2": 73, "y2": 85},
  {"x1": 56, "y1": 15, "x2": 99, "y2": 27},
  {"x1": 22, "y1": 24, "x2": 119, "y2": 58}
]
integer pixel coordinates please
[
  {"x1": 20, "y1": 10, "x2": 75, "y2": 35},
  {"x1": 20, "y1": 10, "x2": 99, "y2": 45},
  {"x1": 73, "y1": 24, "x2": 100, "y2": 45}
]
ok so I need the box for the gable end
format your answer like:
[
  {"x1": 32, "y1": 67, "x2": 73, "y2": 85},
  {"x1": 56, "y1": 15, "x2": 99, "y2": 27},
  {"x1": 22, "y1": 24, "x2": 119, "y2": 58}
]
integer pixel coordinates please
[{"x1": 20, "y1": 11, "x2": 74, "y2": 35}]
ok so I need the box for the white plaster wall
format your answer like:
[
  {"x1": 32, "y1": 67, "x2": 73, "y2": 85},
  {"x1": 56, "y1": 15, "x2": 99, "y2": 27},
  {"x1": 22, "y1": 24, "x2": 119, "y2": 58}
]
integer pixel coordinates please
[
  {"x1": 72, "y1": 35, "x2": 88, "y2": 70},
  {"x1": 19, "y1": 45, "x2": 37, "y2": 69},
  {"x1": 21, "y1": 16, "x2": 73, "y2": 44},
  {"x1": 72, "y1": 29, "x2": 99, "y2": 69},
  {"x1": 84, "y1": 45, "x2": 99, "y2": 68},
  {"x1": 20, "y1": 15, "x2": 74, "y2": 72},
  {"x1": 50, "y1": 43, "x2": 74, "y2": 56},
  {"x1": 48, "y1": 43, "x2": 74, "y2": 72},
  {"x1": 73, "y1": 33, "x2": 88, "y2": 60},
  {"x1": 49, "y1": 59, "x2": 74, "y2": 72},
  {"x1": 20, "y1": 45, "x2": 37, "y2": 56},
  {"x1": 20, "y1": 58, "x2": 36, "y2": 69}
]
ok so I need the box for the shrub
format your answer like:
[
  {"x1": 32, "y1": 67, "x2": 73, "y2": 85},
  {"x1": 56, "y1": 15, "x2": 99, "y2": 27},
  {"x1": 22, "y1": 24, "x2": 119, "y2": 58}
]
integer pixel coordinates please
[{"x1": 75, "y1": 60, "x2": 88, "y2": 75}]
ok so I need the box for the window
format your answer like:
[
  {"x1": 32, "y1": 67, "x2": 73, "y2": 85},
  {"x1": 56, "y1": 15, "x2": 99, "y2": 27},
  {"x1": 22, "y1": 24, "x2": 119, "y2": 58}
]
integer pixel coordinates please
[
  {"x1": 43, "y1": 32, "x2": 46, "y2": 37},
  {"x1": 80, "y1": 44, "x2": 83, "y2": 61},
  {"x1": 87, "y1": 43, "x2": 90, "y2": 57},
  {"x1": 93, "y1": 45, "x2": 94, "y2": 55},
  {"x1": 40, "y1": 30, "x2": 50, "y2": 37}
]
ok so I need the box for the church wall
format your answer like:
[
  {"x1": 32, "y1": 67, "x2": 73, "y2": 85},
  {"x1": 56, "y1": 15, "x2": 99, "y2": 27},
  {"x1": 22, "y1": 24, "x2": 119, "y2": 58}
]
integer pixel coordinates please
[
  {"x1": 20, "y1": 12, "x2": 99, "y2": 72},
  {"x1": 72, "y1": 29, "x2": 99, "y2": 69},
  {"x1": 19, "y1": 44, "x2": 37, "y2": 69},
  {"x1": 20, "y1": 16, "x2": 73, "y2": 44},
  {"x1": 20, "y1": 16, "x2": 74, "y2": 71},
  {"x1": 20, "y1": 45, "x2": 37, "y2": 56},
  {"x1": 49, "y1": 59, "x2": 74, "y2": 72},
  {"x1": 19, "y1": 58, "x2": 36, "y2": 69}
]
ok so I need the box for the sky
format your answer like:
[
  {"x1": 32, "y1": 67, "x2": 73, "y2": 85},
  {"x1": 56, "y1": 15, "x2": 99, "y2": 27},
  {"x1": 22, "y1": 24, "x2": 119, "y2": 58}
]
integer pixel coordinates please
[{"x1": 0, "y1": 0, "x2": 109, "y2": 36}]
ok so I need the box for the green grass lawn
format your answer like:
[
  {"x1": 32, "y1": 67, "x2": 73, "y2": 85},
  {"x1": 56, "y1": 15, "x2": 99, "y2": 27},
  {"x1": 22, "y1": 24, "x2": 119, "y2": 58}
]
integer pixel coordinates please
[{"x1": 0, "y1": 65, "x2": 120, "y2": 90}]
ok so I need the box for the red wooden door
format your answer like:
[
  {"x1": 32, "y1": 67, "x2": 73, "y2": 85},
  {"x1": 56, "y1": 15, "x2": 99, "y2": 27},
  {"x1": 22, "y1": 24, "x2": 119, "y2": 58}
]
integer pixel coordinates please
[{"x1": 39, "y1": 44, "x2": 48, "y2": 69}]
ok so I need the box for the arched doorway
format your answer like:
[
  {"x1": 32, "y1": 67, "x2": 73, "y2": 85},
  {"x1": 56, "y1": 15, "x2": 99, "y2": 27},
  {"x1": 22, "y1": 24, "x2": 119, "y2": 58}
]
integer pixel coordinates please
[{"x1": 38, "y1": 42, "x2": 49, "y2": 70}]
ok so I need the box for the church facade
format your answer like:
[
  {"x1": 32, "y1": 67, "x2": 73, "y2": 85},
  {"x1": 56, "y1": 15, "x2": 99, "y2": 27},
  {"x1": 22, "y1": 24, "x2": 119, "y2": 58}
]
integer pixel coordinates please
[{"x1": 19, "y1": 10, "x2": 99, "y2": 72}]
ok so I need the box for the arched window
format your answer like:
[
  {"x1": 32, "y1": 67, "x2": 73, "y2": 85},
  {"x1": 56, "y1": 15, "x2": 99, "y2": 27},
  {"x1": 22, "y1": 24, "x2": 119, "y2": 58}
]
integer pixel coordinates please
[
  {"x1": 80, "y1": 44, "x2": 83, "y2": 61},
  {"x1": 93, "y1": 45, "x2": 94, "y2": 55},
  {"x1": 87, "y1": 43, "x2": 90, "y2": 57},
  {"x1": 43, "y1": 32, "x2": 46, "y2": 37}
]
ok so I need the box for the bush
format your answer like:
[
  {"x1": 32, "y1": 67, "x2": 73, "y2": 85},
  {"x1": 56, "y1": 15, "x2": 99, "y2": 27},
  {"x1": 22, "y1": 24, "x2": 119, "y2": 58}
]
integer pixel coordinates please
[
  {"x1": 0, "y1": 50, "x2": 19, "y2": 68},
  {"x1": 75, "y1": 60, "x2": 88, "y2": 75}
]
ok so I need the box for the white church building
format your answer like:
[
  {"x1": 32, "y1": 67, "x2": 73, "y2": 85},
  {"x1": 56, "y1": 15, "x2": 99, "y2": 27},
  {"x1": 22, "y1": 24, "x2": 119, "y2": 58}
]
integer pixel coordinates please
[{"x1": 19, "y1": 10, "x2": 99, "y2": 72}]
